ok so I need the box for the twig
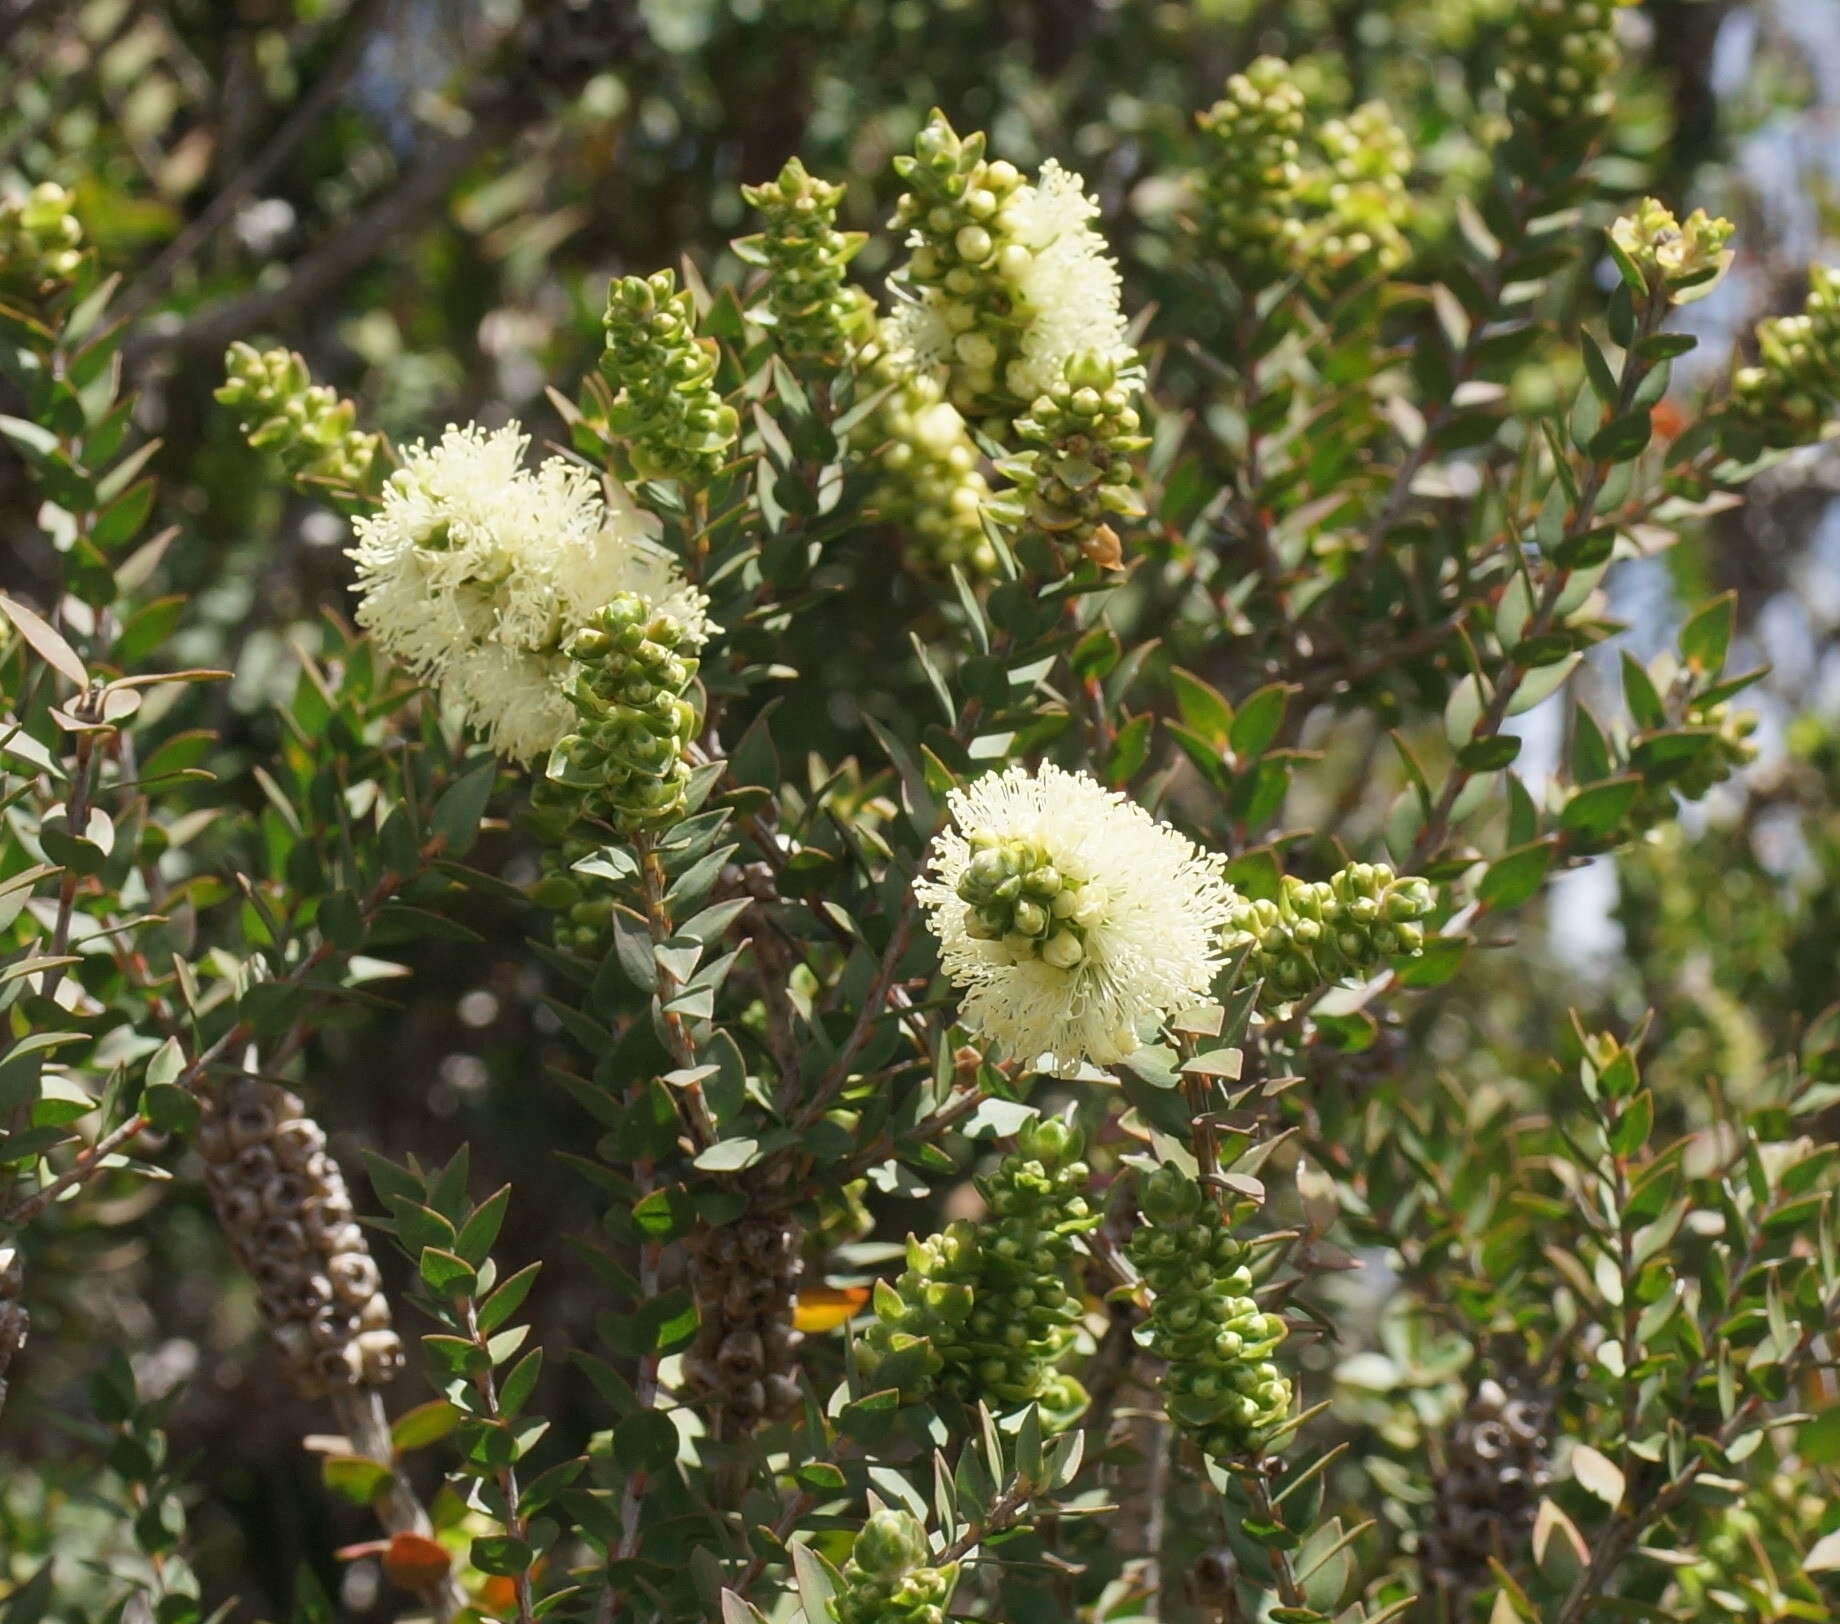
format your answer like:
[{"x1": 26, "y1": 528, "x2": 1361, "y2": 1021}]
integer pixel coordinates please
[
  {"x1": 125, "y1": 0, "x2": 608, "y2": 361},
  {"x1": 332, "y1": 1387, "x2": 468, "y2": 1622},
  {"x1": 117, "y1": 0, "x2": 395, "y2": 319}
]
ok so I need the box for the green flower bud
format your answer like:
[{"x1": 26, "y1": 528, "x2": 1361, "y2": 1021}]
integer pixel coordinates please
[
  {"x1": 859, "y1": 1132, "x2": 1095, "y2": 1416},
  {"x1": 1127, "y1": 1169, "x2": 1291, "y2": 1460},
  {"x1": 735, "y1": 157, "x2": 868, "y2": 376},
  {"x1": 1498, "y1": 0, "x2": 1627, "y2": 150},
  {"x1": 215, "y1": 342, "x2": 382, "y2": 497},
  {"x1": 545, "y1": 593, "x2": 700, "y2": 837},
  {"x1": 1223, "y1": 860, "x2": 1434, "y2": 1011},
  {"x1": 0, "y1": 182, "x2": 84, "y2": 299},
  {"x1": 601, "y1": 269, "x2": 735, "y2": 485},
  {"x1": 1725, "y1": 265, "x2": 1840, "y2": 455},
  {"x1": 998, "y1": 347, "x2": 1149, "y2": 569}
]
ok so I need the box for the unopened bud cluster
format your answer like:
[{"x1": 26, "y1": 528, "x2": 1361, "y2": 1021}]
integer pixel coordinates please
[
  {"x1": 546, "y1": 593, "x2": 699, "y2": 835},
  {"x1": 830, "y1": 1509, "x2": 957, "y2": 1624},
  {"x1": 955, "y1": 832, "x2": 1105, "y2": 972},
  {"x1": 1001, "y1": 350, "x2": 1147, "y2": 570},
  {"x1": 216, "y1": 342, "x2": 381, "y2": 494},
  {"x1": 1499, "y1": 0, "x2": 1626, "y2": 142},
  {"x1": 600, "y1": 269, "x2": 739, "y2": 484},
  {"x1": 1194, "y1": 58, "x2": 1309, "y2": 284},
  {"x1": 198, "y1": 1078, "x2": 403, "y2": 1396},
  {"x1": 1609, "y1": 198, "x2": 1734, "y2": 303},
  {"x1": 861, "y1": 1121, "x2": 1095, "y2": 1413},
  {"x1": 682, "y1": 1214, "x2": 804, "y2": 1433},
  {"x1": 1302, "y1": 103, "x2": 1414, "y2": 275},
  {"x1": 1196, "y1": 63, "x2": 1415, "y2": 288},
  {"x1": 855, "y1": 330, "x2": 997, "y2": 575},
  {"x1": 736, "y1": 158, "x2": 868, "y2": 375},
  {"x1": 532, "y1": 830, "x2": 619, "y2": 956},
  {"x1": 0, "y1": 182, "x2": 83, "y2": 297},
  {"x1": 1126, "y1": 1167, "x2": 1291, "y2": 1460},
  {"x1": 1421, "y1": 1378, "x2": 1553, "y2": 1596},
  {"x1": 1726, "y1": 267, "x2": 1840, "y2": 454},
  {"x1": 1225, "y1": 863, "x2": 1434, "y2": 1010},
  {"x1": 1631, "y1": 699, "x2": 1759, "y2": 826},
  {"x1": 890, "y1": 112, "x2": 1035, "y2": 417}
]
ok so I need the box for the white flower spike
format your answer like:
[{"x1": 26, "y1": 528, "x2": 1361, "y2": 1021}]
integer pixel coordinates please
[
  {"x1": 346, "y1": 423, "x2": 711, "y2": 764},
  {"x1": 918, "y1": 762, "x2": 1237, "y2": 1069}
]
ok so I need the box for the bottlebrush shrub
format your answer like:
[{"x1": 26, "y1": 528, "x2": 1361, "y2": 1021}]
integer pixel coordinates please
[{"x1": 4, "y1": 22, "x2": 1840, "y2": 1624}]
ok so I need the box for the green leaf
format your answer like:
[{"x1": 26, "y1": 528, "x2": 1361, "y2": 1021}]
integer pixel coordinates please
[
  {"x1": 431, "y1": 760, "x2": 498, "y2": 857},
  {"x1": 320, "y1": 1454, "x2": 393, "y2": 1507},
  {"x1": 1444, "y1": 673, "x2": 1486, "y2": 746},
  {"x1": 470, "y1": 1536, "x2": 534, "y2": 1578},
  {"x1": 457, "y1": 1186, "x2": 512, "y2": 1266},
  {"x1": 0, "y1": 593, "x2": 87, "y2": 687},
  {"x1": 693, "y1": 1135, "x2": 764, "y2": 1172},
  {"x1": 1805, "y1": 1529, "x2": 1840, "y2": 1573},
  {"x1": 1621, "y1": 652, "x2": 1667, "y2": 732},
  {"x1": 1506, "y1": 653, "x2": 1580, "y2": 716},
  {"x1": 478, "y1": 1262, "x2": 541, "y2": 1335},
  {"x1": 143, "y1": 1082, "x2": 200, "y2": 1135},
  {"x1": 418, "y1": 1247, "x2": 477, "y2": 1295},
  {"x1": 1680, "y1": 591, "x2": 1735, "y2": 675},
  {"x1": 1559, "y1": 778, "x2": 1641, "y2": 837},
  {"x1": 1570, "y1": 1444, "x2": 1625, "y2": 1507},
  {"x1": 391, "y1": 1399, "x2": 463, "y2": 1453},
  {"x1": 1229, "y1": 683, "x2": 1292, "y2": 760},
  {"x1": 1106, "y1": 714, "x2": 1152, "y2": 784},
  {"x1": 1170, "y1": 667, "x2": 1232, "y2": 746},
  {"x1": 613, "y1": 1409, "x2": 680, "y2": 1472},
  {"x1": 1478, "y1": 840, "x2": 1556, "y2": 910}
]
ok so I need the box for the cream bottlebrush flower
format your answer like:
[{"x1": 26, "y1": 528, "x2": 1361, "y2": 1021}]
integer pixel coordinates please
[
  {"x1": 918, "y1": 763, "x2": 1237, "y2": 1068},
  {"x1": 888, "y1": 158, "x2": 1133, "y2": 412},
  {"x1": 347, "y1": 423, "x2": 710, "y2": 764},
  {"x1": 1001, "y1": 160, "x2": 1133, "y2": 403}
]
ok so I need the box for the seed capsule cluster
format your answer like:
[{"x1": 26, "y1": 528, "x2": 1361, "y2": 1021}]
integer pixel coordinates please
[
  {"x1": 600, "y1": 269, "x2": 739, "y2": 484},
  {"x1": 1421, "y1": 1378, "x2": 1553, "y2": 1596},
  {"x1": 1499, "y1": 0, "x2": 1625, "y2": 140},
  {"x1": 1003, "y1": 351, "x2": 1148, "y2": 570},
  {"x1": 198, "y1": 1078, "x2": 403, "y2": 1397},
  {"x1": 736, "y1": 158, "x2": 869, "y2": 375},
  {"x1": 856, "y1": 329, "x2": 997, "y2": 576},
  {"x1": 1224, "y1": 863, "x2": 1434, "y2": 1011},
  {"x1": 830, "y1": 1509, "x2": 958, "y2": 1624},
  {"x1": 1194, "y1": 58, "x2": 1309, "y2": 283},
  {"x1": 215, "y1": 342, "x2": 380, "y2": 494},
  {"x1": 861, "y1": 1121, "x2": 1095, "y2": 1411},
  {"x1": 890, "y1": 111, "x2": 1036, "y2": 418},
  {"x1": 545, "y1": 594, "x2": 699, "y2": 836},
  {"x1": 682, "y1": 1214, "x2": 804, "y2": 1433},
  {"x1": 0, "y1": 181, "x2": 83, "y2": 297},
  {"x1": 1727, "y1": 266, "x2": 1840, "y2": 455},
  {"x1": 954, "y1": 831, "x2": 1105, "y2": 972},
  {"x1": 1127, "y1": 1167, "x2": 1291, "y2": 1461}
]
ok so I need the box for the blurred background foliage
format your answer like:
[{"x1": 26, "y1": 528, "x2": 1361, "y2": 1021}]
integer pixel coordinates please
[{"x1": 2, "y1": 0, "x2": 1839, "y2": 1616}]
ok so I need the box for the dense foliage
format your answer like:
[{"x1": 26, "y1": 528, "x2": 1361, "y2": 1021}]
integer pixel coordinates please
[{"x1": 3, "y1": 3, "x2": 1840, "y2": 1623}]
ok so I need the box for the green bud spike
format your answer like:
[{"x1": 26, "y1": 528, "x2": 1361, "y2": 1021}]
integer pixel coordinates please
[
  {"x1": 215, "y1": 342, "x2": 382, "y2": 498},
  {"x1": 600, "y1": 268, "x2": 736, "y2": 485},
  {"x1": 858, "y1": 1133, "x2": 1096, "y2": 1416},
  {"x1": 543, "y1": 593, "x2": 701, "y2": 839},
  {"x1": 1127, "y1": 1168, "x2": 1291, "y2": 1460}
]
